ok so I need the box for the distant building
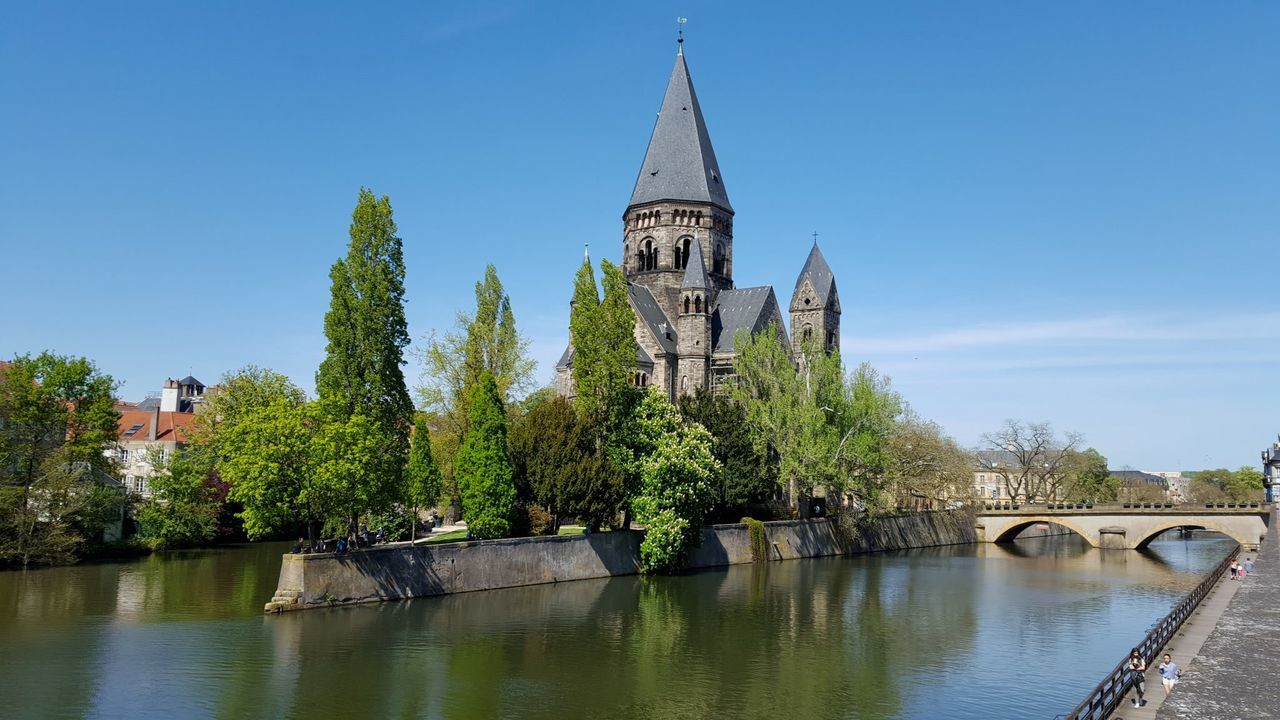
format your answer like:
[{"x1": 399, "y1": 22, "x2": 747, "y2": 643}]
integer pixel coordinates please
[
  {"x1": 972, "y1": 450, "x2": 1067, "y2": 502},
  {"x1": 1263, "y1": 437, "x2": 1280, "y2": 503},
  {"x1": 1110, "y1": 470, "x2": 1171, "y2": 500},
  {"x1": 1142, "y1": 471, "x2": 1188, "y2": 502},
  {"x1": 111, "y1": 376, "x2": 205, "y2": 496}
]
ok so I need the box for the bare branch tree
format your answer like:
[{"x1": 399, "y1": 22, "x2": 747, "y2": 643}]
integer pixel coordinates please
[{"x1": 976, "y1": 420, "x2": 1082, "y2": 503}]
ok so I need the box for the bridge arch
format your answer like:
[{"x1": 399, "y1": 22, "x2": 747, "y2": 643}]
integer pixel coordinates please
[
  {"x1": 1133, "y1": 519, "x2": 1252, "y2": 549},
  {"x1": 991, "y1": 517, "x2": 1098, "y2": 546}
]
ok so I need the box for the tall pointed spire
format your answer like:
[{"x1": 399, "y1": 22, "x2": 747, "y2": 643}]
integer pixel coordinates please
[
  {"x1": 629, "y1": 50, "x2": 732, "y2": 212},
  {"x1": 681, "y1": 239, "x2": 710, "y2": 289},
  {"x1": 794, "y1": 242, "x2": 836, "y2": 305}
]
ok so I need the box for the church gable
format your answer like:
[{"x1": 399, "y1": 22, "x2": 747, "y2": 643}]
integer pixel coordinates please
[
  {"x1": 628, "y1": 282, "x2": 677, "y2": 358},
  {"x1": 711, "y1": 286, "x2": 786, "y2": 355}
]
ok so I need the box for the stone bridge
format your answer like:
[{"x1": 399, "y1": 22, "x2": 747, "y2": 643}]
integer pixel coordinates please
[{"x1": 975, "y1": 504, "x2": 1271, "y2": 550}]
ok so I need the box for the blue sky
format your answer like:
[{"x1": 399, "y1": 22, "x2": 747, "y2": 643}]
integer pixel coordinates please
[{"x1": 2, "y1": 2, "x2": 1276, "y2": 471}]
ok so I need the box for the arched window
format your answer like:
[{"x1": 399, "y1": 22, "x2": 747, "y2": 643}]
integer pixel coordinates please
[
  {"x1": 694, "y1": 295, "x2": 702, "y2": 314},
  {"x1": 673, "y1": 242, "x2": 683, "y2": 270},
  {"x1": 713, "y1": 243, "x2": 725, "y2": 274},
  {"x1": 681, "y1": 237, "x2": 691, "y2": 269},
  {"x1": 695, "y1": 212, "x2": 703, "y2": 227},
  {"x1": 642, "y1": 238, "x2": 657, "y2": 271},
  {"x1": 683, "y1": 295, "x2": 690, "y2": 314},
  {"x1": 803, "y1": 324, "x2": 813, "y2": 342}
]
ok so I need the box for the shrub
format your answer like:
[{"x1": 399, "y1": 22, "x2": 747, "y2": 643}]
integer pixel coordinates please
[
  {"x1": 639, "y1": 509, "x2": 692, "y2": 573},
  {"x1": 743, "y1": 517, "x2": 768, "y2": 563}
]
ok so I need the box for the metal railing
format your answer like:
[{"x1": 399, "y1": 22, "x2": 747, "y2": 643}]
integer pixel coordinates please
[{"x1": 1063, "y1": 544, "x2": 1240, "y2": 720}]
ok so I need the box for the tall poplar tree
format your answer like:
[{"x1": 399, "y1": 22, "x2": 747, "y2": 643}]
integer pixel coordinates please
[
  {"x1": 455, "y1": 372, "x2": 516, "y2": 539},
  {"x1": 406, "y1": 413, "x2": 442, "y2": 541},
  {"x1": 568, "y1": 258, "x2": 602, "y2": 417},
  {"x1": 569, "y1": 259, "x2": 635, "y2": 421},
  {"x1": 315, "y1": 188, "x2": 413, "y2": 524}
]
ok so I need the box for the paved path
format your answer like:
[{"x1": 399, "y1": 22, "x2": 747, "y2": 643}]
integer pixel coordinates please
[
  {"x1": 1153, "y1": 511, "x2": 1275, "y2": 720},
  {"x1": 1106, "y1": 569, "x2": 1241, "y2": 719}
]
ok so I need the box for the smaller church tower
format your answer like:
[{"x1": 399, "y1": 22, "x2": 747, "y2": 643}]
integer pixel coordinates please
[
  {"x1": 790, "y1": 242, "x2": 841, "y2": 359},
  {"x1": 676, "y1": 239, "x2": 713, "y2": 395}
]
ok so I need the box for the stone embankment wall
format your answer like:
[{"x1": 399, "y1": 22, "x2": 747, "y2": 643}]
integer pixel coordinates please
[{"x1": 266, "y1": 511, "x2": 976, "y2": 613}]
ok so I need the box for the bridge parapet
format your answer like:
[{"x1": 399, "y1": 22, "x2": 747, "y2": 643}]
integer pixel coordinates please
[
  {"x1": 977, "y1": 502, "x2": 1271, "y2": 517},
  {"x1": 973, "y1": 504, "x2": 1271, "y2": 551}
]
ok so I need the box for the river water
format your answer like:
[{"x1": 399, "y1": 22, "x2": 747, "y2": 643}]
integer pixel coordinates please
[{"x1": 0, "y1": 532, "x2": 1232, "y2": 720}]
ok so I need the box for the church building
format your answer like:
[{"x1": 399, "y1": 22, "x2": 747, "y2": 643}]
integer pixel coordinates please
[{"x1": 556, "y1": 43, "x2": 841, "y2": 400}]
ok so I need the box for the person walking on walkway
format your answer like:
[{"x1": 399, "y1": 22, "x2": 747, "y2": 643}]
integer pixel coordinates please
[
  {"x1": 1158, "y1": 654, "x2": 1180, "y2": 696},
  {"x1": 1127, "y1": 649, "x2": 1147, "y2": 707},
  {"x1": 1245, "y1": 557, "x2": 1254, "y2": 574}
]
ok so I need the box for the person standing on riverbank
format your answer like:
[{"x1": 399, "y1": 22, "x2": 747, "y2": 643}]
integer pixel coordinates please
[
  {"x1": 1158, "y1": 654, "x2": 1180, "y2": 696},
  {"x1": 1128, "y1": 649, "x2": 1147, "y2": 707}
]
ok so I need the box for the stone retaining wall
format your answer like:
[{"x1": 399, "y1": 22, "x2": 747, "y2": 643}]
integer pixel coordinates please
[{"x1": 265, "y1": 510, "x2": 976, "y2": 613}]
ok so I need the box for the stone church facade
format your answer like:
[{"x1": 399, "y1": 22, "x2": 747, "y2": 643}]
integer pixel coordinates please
[{"x1": 556, "y1": 45, "x2": 841, "y2": 400}]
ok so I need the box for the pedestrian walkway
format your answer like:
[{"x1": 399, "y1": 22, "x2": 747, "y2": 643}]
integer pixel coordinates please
[
  {"x1": 1107, "y1": 569, "x2": 1240, "y2": 719},
  {"x1": 1154, "y1": 512, "x2": 1275, "y2": 720}
]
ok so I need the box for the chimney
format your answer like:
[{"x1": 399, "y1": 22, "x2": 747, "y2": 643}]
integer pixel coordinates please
[
  {"x1": 160, "y1": 378, "x2": 179, "y2": 412},
  {"x1": 149, "y1": 405, "x2": 159, "y2": 441}
]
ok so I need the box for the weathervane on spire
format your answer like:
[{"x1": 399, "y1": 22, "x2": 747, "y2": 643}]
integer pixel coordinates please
[{"x1": 677, "y1": 17, "x2": 687, "y2": 54}]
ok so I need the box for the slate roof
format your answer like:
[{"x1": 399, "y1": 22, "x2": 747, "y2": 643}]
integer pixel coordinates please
[
  {"x1": 681, "y1": 238, "x2": 710, "y2": 289},
  {"x1": 711, "y1": 286, "x2": 778, "y2": 354},
  {"x1": 554, "y1": 342, "x2": 654, "y2": 370},
  {"x1": 629, "y1": 51, "x2": 732, "y2": 212},
  {"x1": 793, "y1": 243, "x2": 836, "y2": 305},
  {"x1": 178, "y1": 375, "x2": 203, "y2": 387},
  {"x1": 555, "y1": 344, "x2": 574, "y2": 370},
  {"x1": 629, "y1": 283, "x2": 677, "y2": 354},
  {"x1": 1110, "y1": 470, "x2": 1169, "y2": 488}
]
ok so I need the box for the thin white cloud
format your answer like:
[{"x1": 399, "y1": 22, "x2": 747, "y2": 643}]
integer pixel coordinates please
[{"x1": 847, "y1": 312, "x2": 1280, "y2": 355}]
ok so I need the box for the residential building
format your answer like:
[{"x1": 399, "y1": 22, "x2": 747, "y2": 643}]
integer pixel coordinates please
[{"x1": 111, "y1": 377, "x2": 204, "y2": 496}]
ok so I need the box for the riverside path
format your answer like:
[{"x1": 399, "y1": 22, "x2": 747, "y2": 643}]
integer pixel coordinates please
[{"x1": 1156, "y1": 508, "x2": 1278, "y2": 720}]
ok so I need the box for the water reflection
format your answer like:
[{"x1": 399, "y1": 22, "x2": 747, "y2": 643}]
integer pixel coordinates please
[{"x1": 0, "y1": 533, "x2": 1233, "y2": 719}]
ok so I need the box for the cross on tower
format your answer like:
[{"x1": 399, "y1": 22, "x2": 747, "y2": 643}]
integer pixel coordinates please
[{"x1": 812, "y1": 231, "x2": 819, "y2": 244}]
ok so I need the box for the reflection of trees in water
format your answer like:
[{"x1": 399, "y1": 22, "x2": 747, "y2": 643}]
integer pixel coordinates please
[
  {"x1": 0, "y1": 564, "x2": 118, "y2": 718},
  {"x1": 242, "y1": 556, "x2": 986, "y2": 720}
]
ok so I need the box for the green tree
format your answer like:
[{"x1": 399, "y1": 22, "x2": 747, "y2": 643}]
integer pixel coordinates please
[
  {"x1": 730, "y1": 327, "x2": 901, "y2": 513},
  {"x1": 677, "y1": 389, "x2": 777, "y2": 519},
  {"x1": 315, "y1": 188, "x2": 414, "y2": 531},
  {"x1": 883, "y1": 412, "x2": 973, "y2": 509},
  {"x1": 1230, "y1": 466, "x2": 1264, "y2": 500},
  {"x1": 416, "y1": 265, "x2": 534, "y2": 520},
  {"x1": 569, "y1": 259, "x2": 636, "y2": 422},
  {"x1": 0, "y1": 354, "x2": 121, "y2": 566},
  {"x1": 0, "y1": 353, "x2": 120, "y2": 489},
  {"x1": 135, "y1": 450, "x2": 222, "y2": 549},
  {"x1": 418, "y1": 264, "x2": 535, "y2": 425},
  {"x1": 0, "y1": 447, "x2": 123, "y2": 567},
  {"x1": 190, "y1": 365, "x2": 307, "y2": 460},
  {"x1": 222, "y1": 399, "x2": 315, "y2": 540},
  {"x1": 508, "y1": 395, "x2": 623, "y2": 532},
  {"x1": 627, "y1": 390, "x2": 720, "y2": 573},
  {"x1": 455, "y1": 373, "x2": 516, "y2": 539},
  {"x1": 1061, "y1": 448, "x2": 1118, "y2": 502},
  {"x1": 406, "y1": 413, "x2": 443, "y2": 541}
]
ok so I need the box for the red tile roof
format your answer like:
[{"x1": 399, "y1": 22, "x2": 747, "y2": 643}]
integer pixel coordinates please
[{"x1": 115, "y1": 407, "x2": 197, "y2": 443}]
